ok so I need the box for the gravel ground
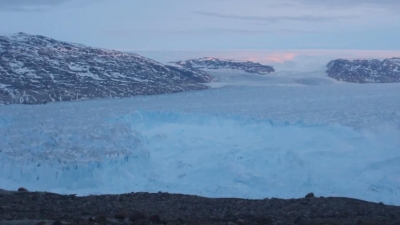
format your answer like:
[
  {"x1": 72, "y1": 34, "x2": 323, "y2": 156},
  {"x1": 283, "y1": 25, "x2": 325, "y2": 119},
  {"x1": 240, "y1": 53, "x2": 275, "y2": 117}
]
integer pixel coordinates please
[{"x1": 0, "y1": 189, "x2": 399, "y2": 225}]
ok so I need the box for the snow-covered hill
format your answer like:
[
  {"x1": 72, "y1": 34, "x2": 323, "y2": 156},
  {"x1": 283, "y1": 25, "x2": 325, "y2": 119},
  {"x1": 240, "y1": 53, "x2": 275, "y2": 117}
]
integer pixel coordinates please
[
  {"x1": 327, "y1": 58, "x2": 400, "y2": 83},
  {"x1": 0, "y1": 33, "x2": 214, "y2": 104},
  {"x1": 173, "y1": 57, "x2": 275, "y2": 75}
]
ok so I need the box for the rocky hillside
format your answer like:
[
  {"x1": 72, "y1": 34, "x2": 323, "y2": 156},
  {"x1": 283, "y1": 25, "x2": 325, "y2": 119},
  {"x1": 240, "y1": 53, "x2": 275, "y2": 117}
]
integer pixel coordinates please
[
  {"x1": 173, "y1": 57, "x2": 275, "y2": 75},
  {"x1": 1, "y1": 189, "x2": 400, "y2": 225},
  {"x1": 326, "y1": 58, "x2": 400, "y2": 83},
  {"x1": 0, "y1": 33, "x2": 214, "y2": 105}
]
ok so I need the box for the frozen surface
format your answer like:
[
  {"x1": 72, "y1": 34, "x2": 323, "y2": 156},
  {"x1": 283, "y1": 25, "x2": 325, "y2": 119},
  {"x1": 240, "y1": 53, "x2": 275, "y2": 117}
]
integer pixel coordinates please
[{"x1": 0, "y1": 71, "x2": 400, "y2": 205}]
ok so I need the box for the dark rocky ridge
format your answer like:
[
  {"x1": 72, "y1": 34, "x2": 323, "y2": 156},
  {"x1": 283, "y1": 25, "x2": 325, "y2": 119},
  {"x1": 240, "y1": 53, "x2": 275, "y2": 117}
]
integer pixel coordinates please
[
  {"x1": 0, "y1": 189, "x2": 399, "y2": 225},
  {"x1": 0, "y1": 33, "x2": 214, "y2": 105},
  {"x1": 173, "y1": 57, "x2": 275, "y2": 75},
  {"x1": 326, "y1": 58, "x2": 400, "y2": 83}
]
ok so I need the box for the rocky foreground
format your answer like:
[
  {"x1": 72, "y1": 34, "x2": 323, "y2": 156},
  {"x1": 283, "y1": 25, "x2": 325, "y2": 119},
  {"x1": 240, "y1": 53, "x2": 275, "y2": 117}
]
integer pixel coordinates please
[{"x1": 1, "y1": 189, "x2": 399, "y2": 225}]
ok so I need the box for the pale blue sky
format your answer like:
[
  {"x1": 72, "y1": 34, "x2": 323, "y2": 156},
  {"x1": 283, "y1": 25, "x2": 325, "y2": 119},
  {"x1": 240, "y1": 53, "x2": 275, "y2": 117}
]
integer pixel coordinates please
[{"x1": 0, "y1": 0, "x2": 399, "y2": 51}]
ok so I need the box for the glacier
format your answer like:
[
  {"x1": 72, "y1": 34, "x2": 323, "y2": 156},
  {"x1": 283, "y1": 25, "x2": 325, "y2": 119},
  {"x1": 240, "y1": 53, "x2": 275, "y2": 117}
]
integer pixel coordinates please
[{"x1": 0, "y1": 70, "x2": 400, "y2": 205}]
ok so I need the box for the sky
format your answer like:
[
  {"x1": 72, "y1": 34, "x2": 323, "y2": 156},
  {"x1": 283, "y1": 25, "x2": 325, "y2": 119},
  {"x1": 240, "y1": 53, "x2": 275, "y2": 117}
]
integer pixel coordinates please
[{"x1": 0, "y1": 0, "x2": 400, "y2": 62}]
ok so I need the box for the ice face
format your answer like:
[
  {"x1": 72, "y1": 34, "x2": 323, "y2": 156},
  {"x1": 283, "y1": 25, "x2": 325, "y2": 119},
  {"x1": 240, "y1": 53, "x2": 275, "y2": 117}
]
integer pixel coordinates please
[{"x1": 0, "y1": 80, "x2": 400, "y2": 205}]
